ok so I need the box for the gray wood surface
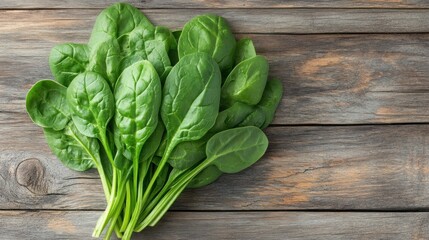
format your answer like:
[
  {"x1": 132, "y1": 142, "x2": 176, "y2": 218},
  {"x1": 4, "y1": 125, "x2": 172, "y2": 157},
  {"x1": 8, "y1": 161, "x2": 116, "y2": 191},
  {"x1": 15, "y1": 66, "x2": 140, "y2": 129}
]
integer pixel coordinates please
[
  {"x1": 1, "y1": 211, "x2": 428, "y2": 240},
  {"x1": 3, "y1": 125, "x2": 429, "y2": 210},
  {"x1": 2, "y1": 0, "x2": 429, "y2": 9},
  {"x1": 1, "y1": 9, "x2": 429, "y2": 34}
]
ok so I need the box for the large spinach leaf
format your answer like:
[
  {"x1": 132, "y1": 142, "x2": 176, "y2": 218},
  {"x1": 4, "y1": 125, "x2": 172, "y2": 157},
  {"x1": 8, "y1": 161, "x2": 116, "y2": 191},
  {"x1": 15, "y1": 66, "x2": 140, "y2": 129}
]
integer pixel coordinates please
[
  {"x1": 161, "y1": 52, "x2": 221, "y2": 150},
  {"x1": 114, "y1": 60, "x2": 161, "y2": 161}
]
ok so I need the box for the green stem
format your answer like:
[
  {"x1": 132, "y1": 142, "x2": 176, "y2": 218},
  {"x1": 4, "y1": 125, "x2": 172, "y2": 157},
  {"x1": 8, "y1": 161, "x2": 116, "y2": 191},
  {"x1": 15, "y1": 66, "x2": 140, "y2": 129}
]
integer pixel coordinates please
[
  {"x1": 67, "y1": 126, "x2": 112, "y2": 199},
  {"x1": 104, "y1": 186, "x2": 126, "y2": 240},
  {"x1": 67, "y1": 125, "x2": 122, "y2": 236},
  {"x1": 119, "y1": 180, "x2": 132, "y2": 232},
  {"x1": 133, "y1": 154, "x2": 139, "y2": 195},
  {"x1": 99, "y1": 132, "x2": 115, "y2": 166},
  {"x1": 139, "y1": 144, "x2": 175, "y2": 212},
  {"x1": 135, "y1": 159, "x2": 211, "y2": 232},
  {"x1": 92, "y1": 167, "x2": 118, "y2": 237},
  {"x1": 137, "y1": 178, "x2": 190, "y2": 231},
  {"x1": 92, "y1": 163, "x2": 128, "y2": 237},
  {"x1": 122, "y1": 159, "x2": 151, "y2": 239},
  {"x1": 136, "y1": 169, "x2": 187, "y2": 225}
]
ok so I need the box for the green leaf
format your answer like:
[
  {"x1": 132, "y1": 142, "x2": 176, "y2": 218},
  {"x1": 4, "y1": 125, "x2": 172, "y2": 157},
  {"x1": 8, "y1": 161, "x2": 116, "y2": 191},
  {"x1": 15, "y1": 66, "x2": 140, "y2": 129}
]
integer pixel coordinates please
[
  {"x1": 140, "y1": 121, "x2": 165, "y2": 163},
  {"x1": 187, "y1": 165, "x2": 222, "y2": 188},
  {"x1": 210, "y1": 102, "x2": 254, "y2": 133},
  {"x1": 161, "y1": 52, "x2": 221, "y2": 148},
  {"x1": 234, "y1": 38, "x2": 256, "y2": 65},
  {"x1": 44, "y1": 123, "x2": 98, "y2": 171},
  {"x1": 154, "y1": 26, "x2": 177, "y2": 52},
  {"x1": 178, "y1": 14, "x2": 236, "y2": 74},
  {"x1": 258, "y1": 79, "x2": 284, "y2": 128},
  {"x1": 206, "y1": 126, "x2": 268, "y2": 173},
  {"x1": 114, "y1": 60, "x2": 161, "y2": 160},
  {"x1": 88, "y1": 40, "x2": 121, "y2": 88},
  {"x1": 49, "y1": 43, "x2": 89, "y2": 87},
  {"x1": 168, "y1": 137, "x2": 208, "y2": 170},
  {"x1": 66, "y1": 72, "x2": 114, "y2": 138},
  {"x1": 238, "y1": 107, "x2": 266, "y2": 128},
  {"x1": 88, "y1": 3, "x2": 154, "y2": 47},
  {"x1": 26, "y1": 80, "x2": 70, "y2": 131},
  {"x1": 145, "y1": 40, "x2": 172, "y2": 81},
  {"x1": 87, "y1": 3, "x2": 172, "y2": 85},
  {"x1": 113, "y1": 147, "x2": 127, "y2": 170},
  {"x1": 221, "y1": 55, "x2": 269, "y2": 109}
]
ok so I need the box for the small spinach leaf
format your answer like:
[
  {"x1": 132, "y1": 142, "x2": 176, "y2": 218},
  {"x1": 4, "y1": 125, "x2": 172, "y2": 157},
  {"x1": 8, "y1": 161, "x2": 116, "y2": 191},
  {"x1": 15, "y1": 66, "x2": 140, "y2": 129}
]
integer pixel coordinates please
[
  {"x1": 44, "y1": 122, "x2": 99, "y2": 171},
  {"x1": 257, "y1": 79, "x2": 284, "y2": 128},
  {"x1": 187, "y1": 165, "x2": 222, "y2": 188},
  {"x1": 234, "y1": 38, "x2": 256, "y2": 65},
  {"x1": 140, "y1": 121, "x2": 165, "y2": 163},
  {"x1": 178, "y1": 15, "x2": 236, "y2": 74},
  {"x1": 49, "y1": 44, "x2": 89, "y2": 87},
  {"x1": 88, "y1": 3, "x2": 154, "y2": 47},
  {"x1": 66, "y1": 71, "x2": 114, "y2": 139},
  {"x1": 26, "y1": 80, "x2": 70, "y2": 131},
  {"x1": 88, "y1": 40, "x2": 121, "y2": 88},
  {"x1": 221, "y1": 55, "x2": 269, "y2": 109},
  {"x1": 168, "y1": 136, "x2": 208, "y2": 170},
  {"x1": 206, "y1": 126, "x2": 268, "y2": 173}
]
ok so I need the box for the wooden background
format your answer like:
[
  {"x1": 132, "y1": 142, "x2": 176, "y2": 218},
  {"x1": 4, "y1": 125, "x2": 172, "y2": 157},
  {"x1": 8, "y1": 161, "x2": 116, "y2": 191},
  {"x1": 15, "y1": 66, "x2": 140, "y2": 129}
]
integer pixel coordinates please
[{"x1": 1, "y1": 0, "x2": 429, "y2": 239}]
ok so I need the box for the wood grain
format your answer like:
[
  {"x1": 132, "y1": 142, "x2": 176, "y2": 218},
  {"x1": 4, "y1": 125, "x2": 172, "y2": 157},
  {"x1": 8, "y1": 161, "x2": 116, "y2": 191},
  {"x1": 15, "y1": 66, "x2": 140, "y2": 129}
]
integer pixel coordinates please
[
  {"x1": 2, "y1": 124, "x2": 429, "y2": 210},
  {"x1": 2, "y1": 0, "x2": 429, "y2": 9},
  {"x1": 1, "y1": 210, "x2": 428, "y2": 239},
  {"x1": 2, "y1": 11, "x2": 429, "y2": 124},
  {"x1": 1, "y1": 9, "x2": 429, "y2": 34}
]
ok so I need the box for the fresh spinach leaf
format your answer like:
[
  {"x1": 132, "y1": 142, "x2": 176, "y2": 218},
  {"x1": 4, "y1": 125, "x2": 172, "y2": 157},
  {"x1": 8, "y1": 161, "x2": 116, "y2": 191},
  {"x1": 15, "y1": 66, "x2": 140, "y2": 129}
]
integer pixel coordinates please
[
  {"x1": 257, "y1": 79, "x2": 283, "y2": 128},
  {"x1": 161, "y1": 52, "x2": 221, "y2": 149},
  {"x1": 178, "y1": 14, "x2": 236, "y2": 74},
  {"x1": 221, "y1": 55, "x2": 269, "y2": 109},
  {"x1": 26, "y1": 80, "x2": 70, "y2": 131},
  {"x1": 66, "y1": 71, "x2": 114, "y2": 139},
  {"x1": 88, "y1": 3, "x2": 154, "y2": 47},
  {"x1": 167, "y1": 136, "x2": 209, "y2": 170},
  {"x1": 114, "y1": 60, "x2": 161, "y2": 162},
  {"x1": 205, "y1": 126, "x2": 268, "y2": 173},
  {"x1": 187, "y1": 165, "x2": 222, "y2": 188},
  {"x1": 43, "y1": 122, "x2": 98, "y2": 171},
  {"x1": 49, "y1": 44, "x2": 89, "y2": 87},
  {"x1": 234, "y1": 38, "x2": 256, "y2": 65},
  {"x1": 88, "y1": 39, "x2": 121, "y2": 88},
  {"x1": 139, "y1": 52, "x2": 222, "y2": 216}
]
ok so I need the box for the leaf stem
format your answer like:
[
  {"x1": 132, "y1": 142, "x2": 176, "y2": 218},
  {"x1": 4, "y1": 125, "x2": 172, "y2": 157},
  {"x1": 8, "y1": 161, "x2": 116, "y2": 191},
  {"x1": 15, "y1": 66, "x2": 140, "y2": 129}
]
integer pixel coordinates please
[
  {"x1": 99, "y1": 132, "x2": 115, "y2": 166},
  {"x1": 139, "y1": 143, "x2": 174, "y2": 212},
  {"x1": 135, "y1": 158, "x2": 212, "y2": 232}
]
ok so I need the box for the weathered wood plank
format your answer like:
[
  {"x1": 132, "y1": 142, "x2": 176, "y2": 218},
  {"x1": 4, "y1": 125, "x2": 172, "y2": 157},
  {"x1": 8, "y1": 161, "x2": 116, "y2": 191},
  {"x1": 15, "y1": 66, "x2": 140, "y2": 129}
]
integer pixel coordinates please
[
  {"x1": 1, "y1": 9, "x2": 429, "y2": 34},
  {"x1": 2, "y1": 124, "x2": 429, "y2": 210},
  {"x1": 1, "y1": 211, "x2": 428, "y2": 239},
  {"x1": 2, "y1": 14, "x2": 429, "y2": 124},
  {"x1": 2, "y1": 0, "x2": 429, "y2": 9}
]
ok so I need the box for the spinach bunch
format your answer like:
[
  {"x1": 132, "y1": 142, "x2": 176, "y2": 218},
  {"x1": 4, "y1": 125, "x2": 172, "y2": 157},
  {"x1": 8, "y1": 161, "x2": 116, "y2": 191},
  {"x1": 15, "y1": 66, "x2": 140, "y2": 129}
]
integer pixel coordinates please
[{"x1": 25, "y1": 3, "x2": 282, "y2": 239}]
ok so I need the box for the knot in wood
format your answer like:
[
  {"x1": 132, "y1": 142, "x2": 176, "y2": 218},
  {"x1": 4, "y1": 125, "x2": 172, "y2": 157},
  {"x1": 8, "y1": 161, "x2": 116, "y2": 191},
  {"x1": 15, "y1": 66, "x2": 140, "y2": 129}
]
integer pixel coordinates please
[{"x1": 16, "y1": 158, "x2": 48, "y2": 195}]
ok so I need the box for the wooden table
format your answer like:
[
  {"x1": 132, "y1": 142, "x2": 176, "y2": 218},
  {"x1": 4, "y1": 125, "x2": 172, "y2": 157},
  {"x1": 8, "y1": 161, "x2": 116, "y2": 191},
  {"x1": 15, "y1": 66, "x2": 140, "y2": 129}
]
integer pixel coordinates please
[{"x1": 2, "y1": 1, "x2": 429, "y2": 239}]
